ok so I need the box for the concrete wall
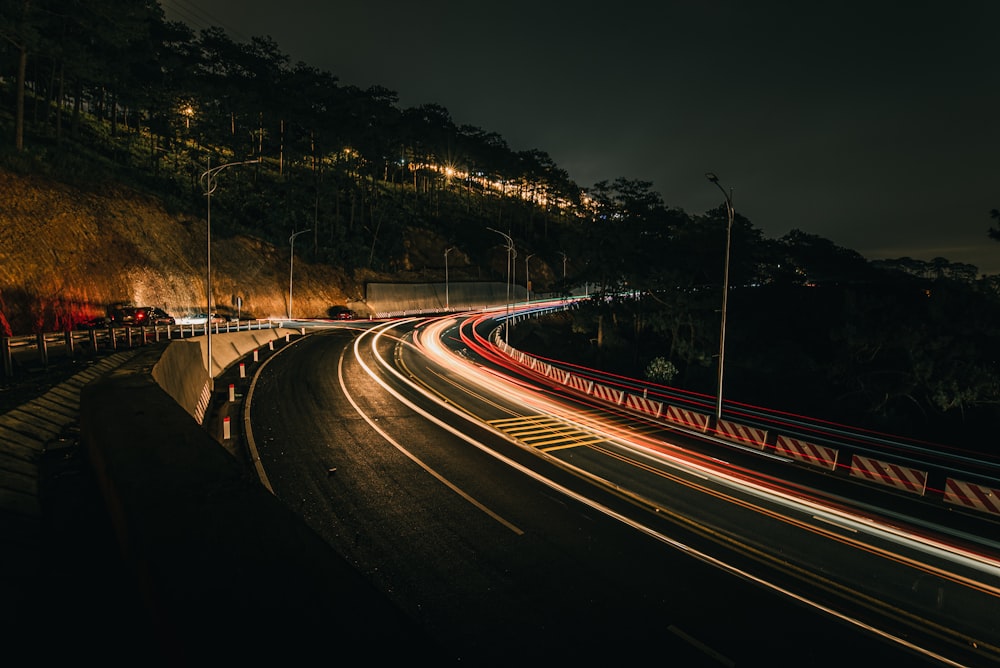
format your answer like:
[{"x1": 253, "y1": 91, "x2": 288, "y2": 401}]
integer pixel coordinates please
[{"x1": 366, "y1": 281, "x2": 516, "y2": 316}]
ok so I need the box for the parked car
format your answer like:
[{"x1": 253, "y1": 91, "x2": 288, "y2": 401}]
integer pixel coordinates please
[
  {"x1": 328, "y1": 306, "x2": 356, "y2": 320},
  {"x1": 109, "y1": 306, "x2": 175, "y2": 327},
  {"x1": 175, "y1": 312, "x2": 225, "y2": 325}
]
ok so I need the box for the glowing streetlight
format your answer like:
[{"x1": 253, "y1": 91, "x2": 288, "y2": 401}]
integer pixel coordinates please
[
  {"x1": 487, "y1": 227, "x2": 515, "y2": 341},
  {"x1": 200, "y1": 156, "x2": 259, "y2": 388},
  {"x1": 288, "y1": 229, "x2": 311, "y2": 319},
  {"x1": 705, "y1": 172, "x2": 734, "y2": 421}
]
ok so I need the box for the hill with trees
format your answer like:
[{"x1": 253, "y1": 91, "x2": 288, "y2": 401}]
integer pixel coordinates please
[{"x1": 2, "y1": 0, "x2": 999, "y2": 451}]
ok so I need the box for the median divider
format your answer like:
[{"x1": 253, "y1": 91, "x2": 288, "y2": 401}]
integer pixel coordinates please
[
  {"x1": 849, "y1": 453, "x2": 929, "y2": 496},
  {"x1": 714, "y1": 419, "x2": 769, "y2": 450},
  {"x1": 151, "y1": 328, "x2": 298, "y2": 424},
  {"x1": 774, "y1": 434, "x2": 839, "y2": 471},
  {"x1": 943, "y1": 478, "x2": 1000, "y2": 516}
]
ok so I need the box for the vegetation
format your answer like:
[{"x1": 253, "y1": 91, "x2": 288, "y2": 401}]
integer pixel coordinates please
[{"x1": 2, "y1": 1, "x2": 999, "y2": 448}]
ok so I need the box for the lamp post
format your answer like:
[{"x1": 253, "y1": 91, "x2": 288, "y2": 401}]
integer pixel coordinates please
[
  {"x1": 200, "y1": 156, "x2": 259, "y2": 388},
  {"x1": 288, "y1": 228, "x2": 311, "y2": 320},
  {"x1": 705, "y1": 172, "x2": 734, "y2": 421},
  {"x1": 559, "y1": 251, "x2": 568, "y2": 279},
  {"x1": 444, "y1": 246, "x2": 454, "y2": 310},
  {"x1": 487, "y1": 227, "x2": 515, "y2": 340},
  {"x1": 524, "y1": 253, "x2": 535, "y2": 304}
]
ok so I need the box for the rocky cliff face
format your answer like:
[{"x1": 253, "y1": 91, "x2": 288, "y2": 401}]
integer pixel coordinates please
[{"x1": 0, "y1": 168, "x2": 365, "y2": 335}]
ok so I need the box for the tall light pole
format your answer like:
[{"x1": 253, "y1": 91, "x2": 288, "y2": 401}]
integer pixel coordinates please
[
  {"x1": 444, "y1": 246, "x2": 454, "y2": 310},
  {"x1": 200, "y1": 156, "x2": 259, "y2": 389},
  {"x1": 524, "y1": 253, "x2": 535, "y2": 304},
  {"x1": 487, "y1": 227, "x2": 515, "y2": 340},
  {"x1": 705, "y1": 172, "x2": 734, "y2": 421},
  {"x1": 288, "y1": 228, "x2": 310, "y2": 319}
]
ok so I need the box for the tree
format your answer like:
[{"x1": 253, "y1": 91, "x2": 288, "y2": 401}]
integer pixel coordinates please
[{"x1": 0, "y1": 0, "x2": 44, "y2": 150}]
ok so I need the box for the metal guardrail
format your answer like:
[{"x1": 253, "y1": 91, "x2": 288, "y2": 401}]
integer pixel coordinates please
[{"x1": 1, "y1": 319, "x2": 278, "y2": 378}]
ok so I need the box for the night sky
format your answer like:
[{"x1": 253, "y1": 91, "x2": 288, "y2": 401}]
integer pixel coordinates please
[{"x1": 159, "y1": 0, "x2": 1000, "y2": 275}]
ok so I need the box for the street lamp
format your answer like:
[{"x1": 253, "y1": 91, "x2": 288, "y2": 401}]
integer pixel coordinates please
[
  {"x1": 288, "y1": 228, "x2": 311, "y2": 320},
  {"x1": 705, "y1": 172, "x2": 734, "y2": 421},
  {"x1": 487, "y1": 227, "x2": 515, "y2": 341},
  {"x1": 444, "y1": 246, "x2": 454, "y2": 310},
  {"x1": 524, "y1": 253, "x2": 535, "y2": 304},
  {"x1": 200, "y1": 156, "x2": 260, "y2": 388}
]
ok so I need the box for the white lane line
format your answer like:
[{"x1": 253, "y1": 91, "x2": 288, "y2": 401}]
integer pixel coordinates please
[
  {"x1": 668, "y1": 625, "x2": 735, "y2": 667},
  {"x1": 340, "y1": 330, "x2": 524, "y2": 535}
]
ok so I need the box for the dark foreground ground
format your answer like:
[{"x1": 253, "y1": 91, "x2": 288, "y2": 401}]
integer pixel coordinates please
[
  {"x1": 3, "y1": 353, "x2": 445, "y2": 665},
  {"x1": 2, "y1": 359, "x2": 156, "y2": 659}
]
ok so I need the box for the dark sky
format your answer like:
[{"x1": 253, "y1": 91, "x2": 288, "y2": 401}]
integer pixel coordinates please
[{"x1": 159, "y1": 0, "x2": 1000, "y2": 275}]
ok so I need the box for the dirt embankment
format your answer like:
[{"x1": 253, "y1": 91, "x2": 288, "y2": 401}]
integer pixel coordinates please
[{"x1": 0, "y1": 169, "x2": 364, "y2": 335}]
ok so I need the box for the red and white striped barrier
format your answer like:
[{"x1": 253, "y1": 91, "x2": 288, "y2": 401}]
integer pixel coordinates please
[
  {"x1": 662, "y1": 405, "x2": 710, "y2": 433},
  {"x1": 849, "y1": 454, "x2": 928, "y2": 496},
  {"x1": 591, "y1": 383, "x2": 625, "y2": 405},
  {"x1": 564, "y1": 373, "x2": 594, "y2": 395},
  {"x1": 942, "y1": 478, "x2": 1000, "y2": 516},
  {"x1": 774, "y1": 435, "x2": 838, "y2": 471},
  {"x1": 624, "y1": 393, "x2": 663, "y2": 419},
  {"x1": 714, "y1": 419, "x2": 768, "y2": 450}
]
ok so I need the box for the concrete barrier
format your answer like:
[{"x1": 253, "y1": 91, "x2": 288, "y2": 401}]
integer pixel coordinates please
[
  {"x1": 849, "y1": 453, "x2": 928, "y2": 496},
  {"x1": 714, "y1": 419, "x2": 769, "y2": 450},
  {"x1": 774, "y1": 434, "x2": 839, "y2": 471},
  {"x1": 151, "y1": 328, "x2": 298, "y2": 423},
  {"x1": 943, "y1": 478, "x2": 1000, "y2": 516}
]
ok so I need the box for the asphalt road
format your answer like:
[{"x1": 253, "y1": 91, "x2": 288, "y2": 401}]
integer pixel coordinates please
[{"x1": 246, "y1": 326, "x2": 954, "y2": 666}]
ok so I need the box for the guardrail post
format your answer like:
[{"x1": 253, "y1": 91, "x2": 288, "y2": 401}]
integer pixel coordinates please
[
  {"x1": 64, "y1": 330, "x2": 74, "y2": 357},
  {"x1": 1, "y1": 337, "x2": 11, "y2": 378},
  {"x1": 89, "y1": 329, "x2": 98, "y2": 352},
  {"x1": 107, "y1": 326, "x2": 117, "y2": 350}
]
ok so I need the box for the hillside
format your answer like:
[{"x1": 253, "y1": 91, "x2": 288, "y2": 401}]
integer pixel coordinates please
[{"x1": 0, "y1": 167, "x2": 454, "y2": 335}]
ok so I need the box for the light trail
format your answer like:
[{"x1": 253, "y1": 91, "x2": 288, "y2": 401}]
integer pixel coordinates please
[{"x1": 353, "y1": 316, "x2": 1000, "y2": 665}]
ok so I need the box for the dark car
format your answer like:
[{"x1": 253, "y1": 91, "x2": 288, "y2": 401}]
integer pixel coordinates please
[
  {"x1": 146, "y1": 307, "x2": 176, "y2": 325},
  {"x1": 109, "y1": 306, "x2": 175, "y2": 327},
  {"x1": 329, "y1": 306, "x2": 356, "y2": 320}
]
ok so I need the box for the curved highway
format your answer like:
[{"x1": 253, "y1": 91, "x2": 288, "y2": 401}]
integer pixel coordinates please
[{"x1": 245, "y1": 315, "x2": 1000, "y2": 667}]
